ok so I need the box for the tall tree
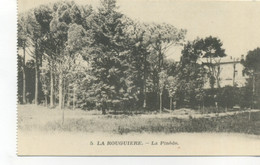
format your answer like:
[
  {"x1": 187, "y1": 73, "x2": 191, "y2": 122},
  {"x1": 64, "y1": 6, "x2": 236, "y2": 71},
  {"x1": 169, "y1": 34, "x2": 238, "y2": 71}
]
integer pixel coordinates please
[
  {"x1": 49, "y1": 1, "x2": 78, "y2": 109},
  {"x1": 158, "y1": 70, "x2": 168, "y2": 113},
  {"x1": 34, "y1": 5, "x2": 53, "y2": 107},
  {"x1": 178, "y1": 41, "x2": 207, "y2": 108},
  {"x1": 124, "y1": 21, "x2": 152, "y2": 109},
  {"x1": 87, "y1": 0, "x2": 138, "y2": 114},
  {"x1": 18, "y1": 14, "x2": 30, "y2": 104},
  {"x1": 242, "y1": 47, "x2": 260, "y2": 108},
  {"x1": 166, "y1": 76, "x2": 178, "y2": 110},
  {"x1": 148, "y1": 23, "x2": 186, "y2": 110},
  {"x1": 197, "y1": 36, "x2": 226, "y2": 88},
  {"x1": 23, "y1": 10, "x2": 43, "y2": 105},
  {"x1": 66, "y1": 23, "x2": 94, "y2": 109}
]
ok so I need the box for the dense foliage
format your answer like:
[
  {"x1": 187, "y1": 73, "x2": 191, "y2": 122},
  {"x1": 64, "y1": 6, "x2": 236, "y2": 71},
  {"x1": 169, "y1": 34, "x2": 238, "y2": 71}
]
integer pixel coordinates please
[
  {"x1": 18, "y1": 0, "x2": 259, "y2": 113},
  {"x1": 242, "y1": 47, "x2": 260, "y2": 108}
]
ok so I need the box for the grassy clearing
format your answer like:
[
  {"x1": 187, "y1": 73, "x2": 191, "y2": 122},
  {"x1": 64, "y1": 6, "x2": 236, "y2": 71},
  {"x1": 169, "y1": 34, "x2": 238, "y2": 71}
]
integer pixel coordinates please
[{"x1": 18, "y1": 104, "x2": 260, "y2": 135}]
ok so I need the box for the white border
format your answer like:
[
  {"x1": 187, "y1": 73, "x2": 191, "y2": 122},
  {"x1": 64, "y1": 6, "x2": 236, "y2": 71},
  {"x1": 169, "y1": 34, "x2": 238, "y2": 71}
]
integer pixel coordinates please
[{"x1": 0, "y1": 0, "x2": 259, "y2": 164}]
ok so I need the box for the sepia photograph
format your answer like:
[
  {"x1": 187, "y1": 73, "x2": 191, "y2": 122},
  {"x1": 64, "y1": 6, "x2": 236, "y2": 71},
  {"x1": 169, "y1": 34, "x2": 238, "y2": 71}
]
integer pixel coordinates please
[{"x1": 17, "y1": 0, "x2": 260, "y2": 156}]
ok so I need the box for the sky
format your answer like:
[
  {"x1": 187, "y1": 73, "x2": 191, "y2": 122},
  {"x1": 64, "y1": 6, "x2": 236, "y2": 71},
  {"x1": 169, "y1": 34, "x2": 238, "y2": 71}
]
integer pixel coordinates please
[{"x1": 18, "y1": 0, "x2": 260, "y2": 61}]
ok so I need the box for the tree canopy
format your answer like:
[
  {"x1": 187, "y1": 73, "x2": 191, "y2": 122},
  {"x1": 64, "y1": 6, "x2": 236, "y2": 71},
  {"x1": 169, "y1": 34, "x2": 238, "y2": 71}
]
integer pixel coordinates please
[{"x1": 18, "y1": 0, "x2": 259, "y2": 112}]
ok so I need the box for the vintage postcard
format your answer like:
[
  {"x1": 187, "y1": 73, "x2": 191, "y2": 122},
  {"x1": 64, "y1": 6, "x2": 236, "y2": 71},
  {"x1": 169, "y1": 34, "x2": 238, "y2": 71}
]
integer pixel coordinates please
[{"x1": 17, "y1": 0, "x2": 260, "y2": 156}]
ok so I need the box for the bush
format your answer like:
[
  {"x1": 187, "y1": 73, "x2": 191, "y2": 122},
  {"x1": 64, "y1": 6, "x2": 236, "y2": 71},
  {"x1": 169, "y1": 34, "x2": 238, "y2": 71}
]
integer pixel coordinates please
[
  {"x1": 203, "y1": 86, "x2": 254, "y2": 110},
  {"x1": 216, "y1": 86, "x2": 240, "y2": 108},
  {"x1": 116, "y1": 112, "x2": 260, "y2": 135}
]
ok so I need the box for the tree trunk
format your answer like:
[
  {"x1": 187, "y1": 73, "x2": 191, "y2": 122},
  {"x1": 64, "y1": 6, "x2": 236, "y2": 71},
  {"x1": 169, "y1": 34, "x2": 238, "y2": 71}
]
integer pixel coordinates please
[
  {"x1": 67, "y1": 95, "x2": 70, "y2": 108},
  {"x1": 170, "y1": 97, "x2": 173, "y2": 110},
  {"x1": 102, "y1": 107, "x2": 106, "y2": 115},
  {"x1": 215, "y1": 101, "x2": 218, "y2": 112},
  {"x1": 62, "y1": 80, "x2": 66, "y2": 108},
  {"x1": 73, "y1": 87, "x2": 76, "y2": 110},
  {"x1": 217, "y1": 79, "x2": 220, "y2": 88},
  {"x1": 59, "y1": 73, "x2": 64, "y2": 124},
  {"x1": 202, "y1": 100, "x2": 205, "y2": 113},
  {"x1": 159, "y1": 93, "x2": 162, "y2": 113},
  {"x1": 143, "y1": 94, "x2": 147, "y2": 109},
  {"x1": 62, "y1": 107, "x2": 64, "y2": 124},
  {"x1": 45, "y1": 95, "x2": 48, "y2": 107},
  {"x1": 157, "y1": 48, "x2": 162, "y2": 111},
  {"x1": 22, "y1": 44, "x2": 26, "y2": 104},
  {"x1": 233, "y1": 63, "x2": 236, "y2": 87},
  {"x1": 101, "y1": 102, "x2": 106, "y2": 115},
  {"x1": 50, "y1": 61, "x2": 54, "y2": 108},
  {"x1": 58, "y1": 74, "x2": 63, "y2": 109},
  {"x1": 216, "y1": 65, "x2": 221, "y2": 88},
  {"x1": 143, "y1": 58, "x2": 147, "y2": 109},
  {"x1": 67, "y1": 86, "x2": 70, "y2": 108},
  {"x1": 252, "y1": 74, "x2": 255, "y2": 109},
  {"x1": 35, "y1": 52, "x2": 39, "y2": 105},
  {"x1": 54, "y1": 77, "x2": 57, "y2": 106}
]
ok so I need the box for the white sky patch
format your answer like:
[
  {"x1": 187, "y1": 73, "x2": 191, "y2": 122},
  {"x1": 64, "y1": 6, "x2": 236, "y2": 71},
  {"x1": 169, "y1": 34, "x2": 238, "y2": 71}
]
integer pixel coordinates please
[{"x1": 18, "y1": 0, "x2": 260, "y2": 61}]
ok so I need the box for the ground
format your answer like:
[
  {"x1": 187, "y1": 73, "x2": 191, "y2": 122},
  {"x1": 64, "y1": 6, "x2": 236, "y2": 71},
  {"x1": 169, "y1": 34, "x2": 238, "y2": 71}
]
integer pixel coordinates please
[{"x1": 17, "y1": 105, "x2": 260, "y2": 155}]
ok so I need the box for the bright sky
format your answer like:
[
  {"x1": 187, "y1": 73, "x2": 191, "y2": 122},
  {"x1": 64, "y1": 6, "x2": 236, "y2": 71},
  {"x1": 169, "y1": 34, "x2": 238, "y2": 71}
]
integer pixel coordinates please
[{"x1": 18, "y1": 0, "x2": 260, "y2": 61}]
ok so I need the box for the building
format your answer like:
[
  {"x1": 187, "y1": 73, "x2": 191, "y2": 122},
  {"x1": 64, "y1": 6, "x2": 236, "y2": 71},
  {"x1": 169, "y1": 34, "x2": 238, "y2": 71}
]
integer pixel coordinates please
[{"x1": 203, "y1": 55, "x2": 247, "y2": 88}]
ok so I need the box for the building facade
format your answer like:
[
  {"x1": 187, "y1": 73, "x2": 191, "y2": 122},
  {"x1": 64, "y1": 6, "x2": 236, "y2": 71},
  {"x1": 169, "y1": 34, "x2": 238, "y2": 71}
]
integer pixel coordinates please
[{"x1": 203, "y1": 56, "x2": 247, "y2": 88}]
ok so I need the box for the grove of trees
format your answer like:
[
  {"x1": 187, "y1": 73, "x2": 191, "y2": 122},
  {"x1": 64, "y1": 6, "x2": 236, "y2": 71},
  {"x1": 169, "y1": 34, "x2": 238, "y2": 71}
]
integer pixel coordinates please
[{"x1": 18, "y1": 0, "x2": 260, "y2": 114}]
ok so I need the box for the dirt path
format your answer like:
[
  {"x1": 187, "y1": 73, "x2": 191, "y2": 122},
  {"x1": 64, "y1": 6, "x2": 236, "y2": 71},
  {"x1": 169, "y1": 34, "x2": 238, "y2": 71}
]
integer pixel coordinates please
[
  {"x1": 18, "y1": 131, "x2": 260, "y2": 156},
  {"x1": 139, "y1": 109, "x2": 260, "y2": 119}
]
